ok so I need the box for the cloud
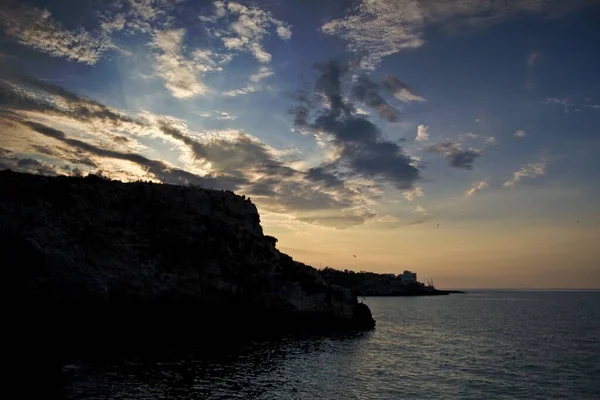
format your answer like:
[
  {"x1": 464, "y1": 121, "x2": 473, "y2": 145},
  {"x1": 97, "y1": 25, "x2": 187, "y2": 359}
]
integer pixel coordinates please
[
  {"x1": 544, "y1": 97, "x2": 573, "y2": 113},
  {"x1": 0, "y1": 74, "x2": 139, "y2": 129},
  {"x1": 0, "y1": 147, "x2": 61, "y2": 175},
  {"x1": 321, "y1": 0, "x2": 595, "y2": 69},
  {"x1": 0, "y1": 71, "x2": 382, "y2": 230},
  {"x1": 0, "y1": 1, "x2": 110, "y2": 65},
  {"x1": 351, "y1": 75, "x2": 399, "y2": 122},
  {"x1": 403, "y1": 187, "x2": 424, "y2": 201},
  {"x1": 416, "y1": 125, "x2": 430, "y2": 142},
  {"x1": 276, "y1": 25, "x2": 292, "y2": 40},
  {"x1": 198, "y1": 1, "x2": 292, "y2": 64},
  {"x1": 527, "y1": 50, "x2": 542, "y2": 68},
  {"x1": 515, "y1": 130, "x2": 527, "y2": 137},
  {"x1": 13, "y1": 119, "x2": 243, "y2": 189},
  {"x1": 485, "y1": 136, "x2": 497, "y2": 145},
  {"x1": 293, "y1": 60, "x2": 420, "y2": 190},
  {"x1": 99, "y1": 0, "x2": 180, "y2": 35},
  {"x1": 223, "y1": 86, "x2": 260, "y2": 97},
  {"x1": 459, "y1": 132, "x2": 479, "y2": 140},
  {"x1": 197, "y1": 111, "x2": 237, "y2": 121},
  {"x1": 382, "y1": 76, "x2": 426, "y2": 103},
  {"x1": 249, "y1": 66, "x2": 273, "y2": 83},
  {"x1": 3, "y1": 0, "x2": 292, "y2": 98},
  {"x1": 222, "y1": 66, "x2": 274, "y2": 97},
  {"x1": 321, "y1": 0, "x2": 425, "y2": 69},
  {"x1": 465, "y1": 180, "x2": 489, "y2": 197},
  {"x1": 504, "y1": 162, "x2": 546, "y2": 187},
  {"x1": 222, "y1": 66, "x2": 273, "y2": 97},
  {"x1": 413, "y1": 205, "x2": 429, "y2": 215},
  {"x1": 151, "y1": 29, "x2": 215, "y2": 98},
  {"x1": 156, "y1": 118, "x2": 376, "y2": 228},
  {"x1": 427, "y1": 141, "x2": 482, "y2": 169}
]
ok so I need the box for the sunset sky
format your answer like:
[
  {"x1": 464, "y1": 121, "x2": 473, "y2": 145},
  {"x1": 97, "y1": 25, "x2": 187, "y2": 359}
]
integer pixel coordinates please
[{"x1": 1, "y1": 0, "x2": 599, "y2": 288}]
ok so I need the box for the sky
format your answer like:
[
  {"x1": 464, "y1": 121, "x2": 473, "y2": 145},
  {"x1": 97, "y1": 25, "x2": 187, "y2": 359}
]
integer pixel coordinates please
[{"x1": 1, "y1": 0, "x2": 599, "y2": 289}]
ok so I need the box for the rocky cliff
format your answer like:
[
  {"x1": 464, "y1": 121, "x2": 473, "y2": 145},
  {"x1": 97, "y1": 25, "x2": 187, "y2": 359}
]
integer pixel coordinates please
[{"x1": 1, "y1": 170, "x2": 374, "y2": 379}]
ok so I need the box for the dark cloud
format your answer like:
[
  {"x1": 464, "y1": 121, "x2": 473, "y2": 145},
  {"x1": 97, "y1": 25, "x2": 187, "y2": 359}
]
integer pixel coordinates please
[
  {"x1": 0, "y1": 74, "x2": 140, "y2": 128},
  {"x1": 306, "y1": 166, "x2": 345, "y2": 188},
  {"x1": 293, "y1": 60, "x2": 420, "y2": 190},
  {"x1": 31, "y1": 144, "x2": 98, "y2": 168},
  {"x1": 159, "y1": 121, "x2": 282, "y2": 180},
  {"x1": 0, "y1": 147, "x2": 59, "y2": 175},
  {"x1": 21, "y1": 120, "x2": 243, "y2": 189},
  {"x1": 314, "y1": 60, "x2": 351, "y2": 117},
  {"x1": 158, "y1": 119, "x2": 374, "y2": 227},
  {"x1": 382, "y1": 76, "x2": 410, "y2": 94},
  {"x1": 352, "y1": 75, "x2": 399, "y2": 122},
  {"x1": 427, "y1": 141, "x2": 482, "y2": 169}
]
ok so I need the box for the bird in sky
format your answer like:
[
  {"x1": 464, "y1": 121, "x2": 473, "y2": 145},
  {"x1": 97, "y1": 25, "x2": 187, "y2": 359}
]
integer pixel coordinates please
[
  {"x1": 353, "y1": 255, "x2": 356, "y2": 258},
  {"x1": 437, "y1": 223, "x2": 440, "y2": 228}
]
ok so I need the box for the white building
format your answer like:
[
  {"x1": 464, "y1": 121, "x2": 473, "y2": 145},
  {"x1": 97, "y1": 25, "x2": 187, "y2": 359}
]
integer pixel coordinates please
[{"x1": 399, "y1": 270, "x2": 417, "y2": 285}]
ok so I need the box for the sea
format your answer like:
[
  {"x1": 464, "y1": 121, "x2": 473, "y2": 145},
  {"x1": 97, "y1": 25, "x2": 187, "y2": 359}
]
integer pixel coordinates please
[{"x1": 64, "y1": 291, "x2": 600, "y2": 399}]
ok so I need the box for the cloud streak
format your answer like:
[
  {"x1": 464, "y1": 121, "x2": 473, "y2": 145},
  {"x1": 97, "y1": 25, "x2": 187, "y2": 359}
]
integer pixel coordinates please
[
  {"x1": 504, "y1": 162, "x2": 546, "y2": 187},
  {"x1": 465, "y1": 180, "x2": 489, "y2": 196}
]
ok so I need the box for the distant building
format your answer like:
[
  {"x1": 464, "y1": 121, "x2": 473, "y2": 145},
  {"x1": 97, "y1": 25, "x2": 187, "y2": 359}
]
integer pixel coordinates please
[{"x1": 399, "y1": 270, "x2": 417, "y2": 285}]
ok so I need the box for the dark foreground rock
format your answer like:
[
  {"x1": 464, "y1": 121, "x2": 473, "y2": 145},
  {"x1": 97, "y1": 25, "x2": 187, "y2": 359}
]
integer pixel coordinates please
[
  {"x1": 1, "y1": 170, "x2": 374, "y2": 387},
  {"x1": 319, "y1": 268, "x2": 466, "y2": 296}
]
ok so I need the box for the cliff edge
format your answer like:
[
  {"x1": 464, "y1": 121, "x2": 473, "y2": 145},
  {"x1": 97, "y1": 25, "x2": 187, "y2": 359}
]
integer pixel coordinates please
[{"x1": 1, "y1": 170, "x2": 374, "y2": 375}]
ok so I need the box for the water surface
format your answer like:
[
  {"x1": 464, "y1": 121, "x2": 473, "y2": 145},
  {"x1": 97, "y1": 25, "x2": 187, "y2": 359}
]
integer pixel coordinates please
[{"x1": 65, "y1": 291, "x2": 600, "y2": 399}]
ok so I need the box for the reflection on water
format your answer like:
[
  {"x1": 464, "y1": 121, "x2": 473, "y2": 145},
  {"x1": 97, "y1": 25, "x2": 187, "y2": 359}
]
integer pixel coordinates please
[{"x1": 65, "y1": 291, "x2": 600, "y2": 399}]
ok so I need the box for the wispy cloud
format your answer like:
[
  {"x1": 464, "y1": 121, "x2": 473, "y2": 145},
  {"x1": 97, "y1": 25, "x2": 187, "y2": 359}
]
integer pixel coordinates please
[
  {"x1": 0, "y1": 1, "x2": 110, "y2": 65},
  {"x1": 544, "y1": 97, "x2": 573, "y2": 113},
  {"x1": 485, "y1": 136, "x2": 497, "y2": 145},
  {"x1": 320, "y1": 0, "x2": 592, "y2": 69},
  {"x1": 151, "y1": 29, "x2": 212, "y2": 98},
  {"x1": 321, "y1": 0, "x2": 424, "y2": 69},
  {"x1": 352, "y1": 75, "x2": 400, "y2": 122},
  {"x1": 382, "y1": 76, "x2": 426, "y2": 103},
  {"x1": 249, "y1": 66, "x2": 273, "y2": 83},
  {"x1": 197, "y1": 111, "x2": 237, "y2": 121},
  {"x1": 223, "y1": 66, "x2": 274, "y2": 97},
  {"x1": 202, "y1": 1, "x2": 292, "y2": 64},
  {"x1": 527, "y1": 50, "x2": 542, "y2": 68},
  {"x1": 465, "y1": 180, "x2": 489, "y2": 197},
  {"x1": 459, "y1": 132, "x2": 479, "y2": 141},
  {"x1": 403, "y1": 187, "x2": 424, "y2": 201},
  {"x1": 515, "y1": 130, "x2": 527, "y2": 137},
  {"x1": 504, "y1": 162, "x2": 546, "y2": 187}
]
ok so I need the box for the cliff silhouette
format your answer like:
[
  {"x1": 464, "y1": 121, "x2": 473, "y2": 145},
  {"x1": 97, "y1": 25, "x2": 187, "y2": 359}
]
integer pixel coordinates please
[{"x1": 1, "y1": 170, "x2": 374, "y2": 382}]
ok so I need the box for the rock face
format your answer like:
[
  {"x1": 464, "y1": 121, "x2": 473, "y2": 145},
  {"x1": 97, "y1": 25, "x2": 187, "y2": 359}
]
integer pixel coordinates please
[{"x1": 1, "y1": 171, "x2": 374, "y2": 369}]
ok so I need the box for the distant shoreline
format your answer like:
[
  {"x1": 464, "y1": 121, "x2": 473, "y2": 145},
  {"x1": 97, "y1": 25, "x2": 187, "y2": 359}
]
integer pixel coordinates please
[{"x1": 361, "y1": 289, "x2": 466, "y2": 297}]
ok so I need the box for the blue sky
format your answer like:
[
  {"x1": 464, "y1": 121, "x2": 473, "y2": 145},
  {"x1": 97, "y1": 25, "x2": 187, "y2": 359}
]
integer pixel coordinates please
[{"x1": 1, "y1": 0, "x2": 599, "y2": 287}]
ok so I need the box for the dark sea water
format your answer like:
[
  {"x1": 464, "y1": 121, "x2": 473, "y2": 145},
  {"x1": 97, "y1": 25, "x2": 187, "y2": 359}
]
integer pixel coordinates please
[{"x1": 65, "y1": 291, "x2": 600, "y2": 399}]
